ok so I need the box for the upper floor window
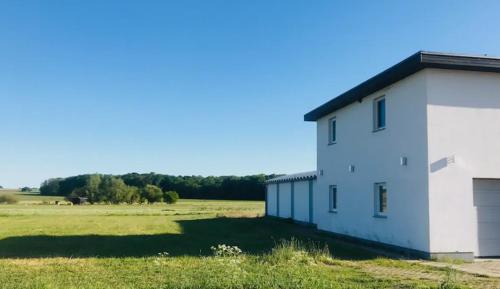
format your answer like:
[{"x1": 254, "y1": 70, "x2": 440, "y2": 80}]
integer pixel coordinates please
[
  {"x1": 329, "y1": 185, "x2": 337, "y2": 212},
  {"x1": 328, "y1": 117, "x2": 336, "y2": 144},
  {"x1": 374, "y1": 96, "x2": 386, "y2": 131},
  {"x1": 374, "y1": 182, "x2": 387, "y2": 217}
]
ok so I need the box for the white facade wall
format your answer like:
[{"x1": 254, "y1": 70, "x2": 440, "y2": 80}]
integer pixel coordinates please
[
  {"x1": 426, "y1": 69, "x2": 500, "y2": 256},
  {"x1": 315, "y1": 71, "x2": 431, "y2": 253},
  {"x1": 267, "y1": 183, "x2": 278, "y2": 217},
  {"x1": 293, "y1": 180, "x2": 311, "y2": 223}
]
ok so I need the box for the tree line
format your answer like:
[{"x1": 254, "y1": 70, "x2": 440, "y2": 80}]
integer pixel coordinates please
[{"x1": 40, "y1": 173, "x2": 278, "y2": 203}]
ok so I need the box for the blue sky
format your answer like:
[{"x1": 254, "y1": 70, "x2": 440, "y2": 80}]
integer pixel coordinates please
[{"x1": 1, "y1": 1, "x2": 500, "y2": 187}]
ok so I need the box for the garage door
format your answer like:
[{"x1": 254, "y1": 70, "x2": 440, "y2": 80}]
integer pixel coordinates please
[
  {"x1": 473, "y1": 179, "x2": 500, "y2": 257},
  {"x1": 266, "y1": 184, "x2": 278, "y2": 217}
]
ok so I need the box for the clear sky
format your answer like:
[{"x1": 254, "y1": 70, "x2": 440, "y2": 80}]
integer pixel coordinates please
[{"x1": 1, "y1": 1, "x2": 500, "y2": 188}]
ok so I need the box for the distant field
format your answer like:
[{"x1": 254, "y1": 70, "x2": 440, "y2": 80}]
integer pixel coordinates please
[
  {"x1": 0, "y1": 191, "x2": 498, "y2": 289},
  {"x1": 0, "y1": 189, "x2": 65, "y2": 204}
]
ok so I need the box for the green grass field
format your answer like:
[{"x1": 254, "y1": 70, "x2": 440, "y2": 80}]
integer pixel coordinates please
[{"x1": 0, "y1": 190, "x2": 498, "y2": 289}]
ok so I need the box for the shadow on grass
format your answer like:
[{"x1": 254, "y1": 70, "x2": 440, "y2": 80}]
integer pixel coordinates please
[{"x1": 0, "y1": 217, "x2": 379, "y2": 260}]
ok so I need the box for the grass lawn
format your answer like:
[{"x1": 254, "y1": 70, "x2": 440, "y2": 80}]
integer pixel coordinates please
[{"x1": 0, "y1": 191, "x2": 498, "y2": 289}]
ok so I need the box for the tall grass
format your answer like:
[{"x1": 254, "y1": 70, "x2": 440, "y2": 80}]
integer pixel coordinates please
[
  {"x1": 265, "y1": 238, "x2": 334, "y2": 265},
  {"x1": 150, "y1": 240, "x2": 363, "y2": 289},
  {"x1": 439, "y1": 267, "x2": 465, "y2": 289}
]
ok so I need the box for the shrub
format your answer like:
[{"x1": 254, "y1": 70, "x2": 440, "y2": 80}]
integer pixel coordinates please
[
  {"x1": 20, "y1": 187, "x2": 32, "y2": 192},
  {"x1": 0, "y1": 194, "x2": 19, "y2": 204},
  {"x1": 163, "y1": 191, "x2": 179, "y2": 204},
  {"x1": 141, "y1": 185, "x2": 163, "y2": 203}
]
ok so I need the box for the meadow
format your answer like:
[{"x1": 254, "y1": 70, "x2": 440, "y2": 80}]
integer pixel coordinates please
[{"x1": 0, "y1": 189, "x2": 498, "y2": 289}]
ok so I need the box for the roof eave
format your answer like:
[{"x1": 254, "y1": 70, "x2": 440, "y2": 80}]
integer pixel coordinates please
[
  {"x1": 304, "y1": 51, "x2": 500, "y2": 122},
  {"x1": 265, "y1": 175, "x2": 317, "y2": 184}
]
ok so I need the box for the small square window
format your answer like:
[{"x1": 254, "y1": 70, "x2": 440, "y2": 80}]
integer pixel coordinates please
[
  {"x1": 329, "y1": 185, "x2": 337, "y2": 212},
  {"x1": 374, "y1": 96, "x2": 386, "y2": 131},
  {"x1": 328, "y1": 117, "x2": 336, "y2": 144},
  {"x1": 374, "y1": 182, "x2": 387, "y2": 217}
]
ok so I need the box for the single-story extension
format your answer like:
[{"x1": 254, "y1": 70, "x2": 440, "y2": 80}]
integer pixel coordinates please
[
  {"x1": 265, "y1": 171, "x2": 316, "y2": 225},
  {"x1": 266, "y1": 51, "x2": 500, "y2": 260}
]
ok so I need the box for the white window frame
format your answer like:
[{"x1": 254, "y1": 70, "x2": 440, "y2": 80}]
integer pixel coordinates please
[
  {"x1": 373, "y1": 96, "x2": 386, "y2": 131},
  {"x1": 328, "y1": 117, "x2": 336, "y2": 144},
  {"x1": 329, "y1": 185, "x2": 337, "y2": 212},
  {"x1": 374, "y1": 182, "x2": 387, "y2": 217}
]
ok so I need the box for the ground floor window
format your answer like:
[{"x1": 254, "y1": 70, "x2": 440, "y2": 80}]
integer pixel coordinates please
[
  {"x1": 374, "y1": 182, "x2": 387, "y2": 217},
  {"x1": 329, "y1": 185, "x2": 337, "y2": 212}
]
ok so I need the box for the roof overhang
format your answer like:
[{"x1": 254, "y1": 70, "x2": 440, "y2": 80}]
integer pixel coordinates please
[
  {"x1": 304, "y1": 51, "x2": 500, "y2": 121},
  {"x1": 266, "y1": 171, "x2": 317, "y2": 184}
]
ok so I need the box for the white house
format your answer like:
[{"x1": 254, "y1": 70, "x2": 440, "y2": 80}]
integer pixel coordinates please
[{"x1": 266, "y1": 51, "x2": 500, "y2": 260}]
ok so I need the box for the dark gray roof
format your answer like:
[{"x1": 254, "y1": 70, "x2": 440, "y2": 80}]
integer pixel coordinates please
[
  {"x1": 266, "y1": 171, "x2": 317, "y2": 184},
  {"x1": 304, "y1": 51, "x2": 500, "y2": 121}
]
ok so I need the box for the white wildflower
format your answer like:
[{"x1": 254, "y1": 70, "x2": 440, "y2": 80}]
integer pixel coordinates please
[{"x1": 210, "y1": 244, "x2": 243, "y2": 257}]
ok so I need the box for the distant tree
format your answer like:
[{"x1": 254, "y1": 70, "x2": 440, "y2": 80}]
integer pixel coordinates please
[
  {"x1": 71, "y1": 174, "x2": 102, "y2": 203},
  {"x1": 128, "y1": 186, "x2": 141, "y2": 204},
  {"x1": 0, "y1": 185, "x2": 3, "y2": 189},
  {"x1": 40, "y1": 178, "x2": 63, "y2": 196},
  {"x1": 40, "y1": 172, "x2": 275, "y2": 201},
  {"x1": 163, "y1": 191, "x2": 179, "y2": 204},
  {"x1": 121, "y1": 173, "x2": 147, "y2": 188},
  {"x1": 85, "y1": 174, "x2": 102, "y2": 202},
  {"x1": 20, "y1": 187, "x2": 32, "y2": 192},
  {"x1": 98, "y1": 176, "x2": 136, "y2": 204},
  {"x1": 141, "y1": 185, "x2": 163, "y2": 203},
  {"x1": 58, "y1": 175, "x2": 88, "y2": 196}
]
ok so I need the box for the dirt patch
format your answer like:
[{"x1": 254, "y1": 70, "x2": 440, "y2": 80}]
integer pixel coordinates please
[
  {"x1": 459, "y1": 259, "x2": 500, "y2": 278},
  {"x1": 352, "y1": 259, "x2": 500, "y2": 289},
  {"x1": 415, "y1": 259, "x2": 500, "y2": 278},
  {"x1": 406, "y1": 259, "x2": 500, "y2": 289}
]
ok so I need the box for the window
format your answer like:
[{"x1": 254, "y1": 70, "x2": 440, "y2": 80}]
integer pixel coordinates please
[
  {"x1": 374, "y1": 96, "x2": 386, "y2": 131},
  {"x1": 329, "y1": 185, "x2": 337, "y2": 212},
  {"x1": 328, "y1": 117, "x2": 336, "y2": 144},
  {"x1": 374, "y1": 182, "x2": 387, "y2": 217}
]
